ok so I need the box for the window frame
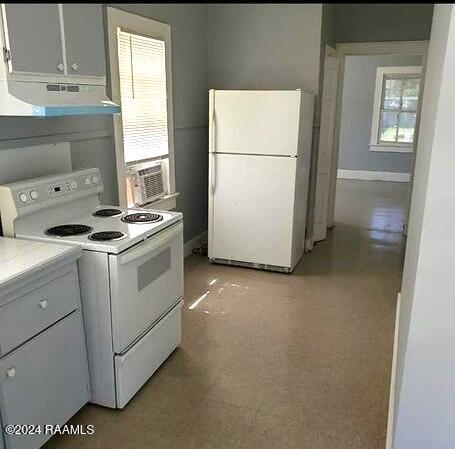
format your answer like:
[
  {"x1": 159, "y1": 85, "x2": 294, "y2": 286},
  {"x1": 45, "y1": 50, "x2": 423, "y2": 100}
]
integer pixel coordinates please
[
  {"x1": 369, "y1": 66, "x2": 422, "y2": 154},
  {"x1": 107, "y1": 7, "x2": 176, "y2": 210}
]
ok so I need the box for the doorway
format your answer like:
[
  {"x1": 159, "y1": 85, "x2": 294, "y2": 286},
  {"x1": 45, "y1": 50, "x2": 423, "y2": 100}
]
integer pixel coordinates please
[{"x1": 312, "y1": 41, "x2": 429, "y2": 245}]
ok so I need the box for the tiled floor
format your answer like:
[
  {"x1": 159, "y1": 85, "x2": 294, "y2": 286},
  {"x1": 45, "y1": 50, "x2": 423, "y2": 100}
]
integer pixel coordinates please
[{"x1": 45, "y1": 179, "x2": 408, "y2": 449}]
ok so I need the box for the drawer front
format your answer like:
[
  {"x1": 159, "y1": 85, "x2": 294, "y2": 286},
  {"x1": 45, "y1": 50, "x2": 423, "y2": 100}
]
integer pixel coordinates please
[
  {"x1": 114, "y1": 301, "x2": 182, "y2": 408},
  {"x1": 0, "y1": 268, "x2": 80, "y2": 356},
  {"x1": 0, "y1": 311, "x2": 90, "y2": 449}
]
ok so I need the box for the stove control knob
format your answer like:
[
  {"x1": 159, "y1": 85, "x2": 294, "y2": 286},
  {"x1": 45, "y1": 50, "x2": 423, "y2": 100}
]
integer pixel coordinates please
[
  {"x1": 71, "y1": 181, "x2": 78, "y2": 190},
  {"x1": 92, "y1": 175, "x2": 98, "y2": 185},
  {"x1": 30, "y1": 190, "x2": 39, "y2": 201},
  {"x1": 19, "y1": 192, "x2": 28, "y2": 203},
  {"x1": 84, "y1": 177, "x2": 91, "y2": 186}
]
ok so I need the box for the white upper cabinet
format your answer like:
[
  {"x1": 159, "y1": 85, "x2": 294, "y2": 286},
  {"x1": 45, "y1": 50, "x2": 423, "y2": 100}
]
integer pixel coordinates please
[
  {"x1": 1, "y1": 3, "x2": 106, "y2": 80},
  {"x1": 61, "y1": 4, "x2": 106, "y2": 78},
  {"x1": 2, "y1": 4, "x2": 63, "y2": 75}
]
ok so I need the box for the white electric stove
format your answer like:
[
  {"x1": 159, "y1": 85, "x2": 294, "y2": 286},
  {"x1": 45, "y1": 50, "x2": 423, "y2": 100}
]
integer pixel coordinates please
[
  {"x1": 0, "y1": 168, "x2": 184, "y2": 408},
  {"x1": 16, "y1": 204, "x2": 182, "y2": 254}
]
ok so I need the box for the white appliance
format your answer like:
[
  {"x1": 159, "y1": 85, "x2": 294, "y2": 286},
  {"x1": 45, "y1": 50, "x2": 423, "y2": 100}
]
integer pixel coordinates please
[
  {"x1": 127, "y1": 160, "x2": 168, "y2": 207},
  {"x1": 208, "y1": 89, "x2": 314, "y2": 273},
  {"x1": 0, "y1": 168, "x2": 183, "y2": 409}
]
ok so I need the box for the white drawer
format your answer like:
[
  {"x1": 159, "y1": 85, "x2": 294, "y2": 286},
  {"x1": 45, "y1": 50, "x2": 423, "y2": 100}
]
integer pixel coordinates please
[
  {"x1": 114, "y1": 300, "x2": 182, "y2": 408},
  {"x1": 0, "y1": 311, "x2": 90, "y2": 449},
  {"x1": 0, "y1": 267, "x2": 80, "y2": 356}
]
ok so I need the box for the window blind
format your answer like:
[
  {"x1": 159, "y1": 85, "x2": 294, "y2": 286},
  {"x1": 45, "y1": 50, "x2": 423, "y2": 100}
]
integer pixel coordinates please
[{"x1": 118, "y1": 30, "x2": 169, "y2": 163}]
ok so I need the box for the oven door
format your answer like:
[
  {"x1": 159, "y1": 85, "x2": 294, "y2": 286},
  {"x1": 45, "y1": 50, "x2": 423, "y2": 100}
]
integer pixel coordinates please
[{"x1": 108, "y1": 221, "x2": 183, "y2": 353}]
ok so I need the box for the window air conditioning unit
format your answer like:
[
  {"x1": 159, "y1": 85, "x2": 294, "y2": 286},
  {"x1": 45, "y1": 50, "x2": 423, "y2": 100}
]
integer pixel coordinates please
[{"x1": 127, "y1": 161, "x2": 168, "y2": 206}]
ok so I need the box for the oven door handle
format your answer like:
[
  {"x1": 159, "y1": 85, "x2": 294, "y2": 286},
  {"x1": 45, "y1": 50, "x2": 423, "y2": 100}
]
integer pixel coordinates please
[{"x1": 119, "y1": 221, "x2": 183, "y2": 265}]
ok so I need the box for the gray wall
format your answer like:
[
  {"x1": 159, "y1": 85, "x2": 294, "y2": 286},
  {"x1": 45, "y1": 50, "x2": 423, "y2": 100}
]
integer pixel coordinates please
[
  {"x1": 0, "y1": 116, "x2": 118, "y2": 205},
  {"x1": 338, "y1": 54, "x2": 422, "y2": 174},
  {"x1": 394, "y1": 5, "x2": 455, "y2": 448},
  {"x1": 208, "y1": 4, "x2": 322, "y2": 93},
  {"x1": 0, "y1": 4, "x2": 209, "y2": 243},
  {"x1": 334, "y1": 4, "x2": 434, "y2": 43}
]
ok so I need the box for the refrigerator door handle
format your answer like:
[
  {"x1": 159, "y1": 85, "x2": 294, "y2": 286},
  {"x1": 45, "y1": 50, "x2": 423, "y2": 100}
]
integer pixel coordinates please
[
  {"x1": 210, "y1": 92, "x2": 217, "y2": 193},
  {"x1": 211, "y1": 152, "x2": 217, "y2": 194}
]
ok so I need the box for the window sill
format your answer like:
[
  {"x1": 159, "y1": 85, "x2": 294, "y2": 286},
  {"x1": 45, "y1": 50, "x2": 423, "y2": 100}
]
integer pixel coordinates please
[
  {"x1": 137, "y1": 192, "x2": 180, "y2": 211},
  {"x1": 369, "y1": 144, "x2": 413, "y2": 154}
]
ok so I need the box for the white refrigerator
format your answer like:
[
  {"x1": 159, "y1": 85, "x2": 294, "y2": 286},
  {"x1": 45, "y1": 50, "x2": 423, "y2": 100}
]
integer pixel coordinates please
[{"x1": 208, "y1": 89, "x2": 315, "y2": 272}]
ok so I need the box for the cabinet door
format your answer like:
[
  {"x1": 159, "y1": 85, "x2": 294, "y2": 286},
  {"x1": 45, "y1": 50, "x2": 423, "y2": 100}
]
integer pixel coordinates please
[
  {"x1": 62, "y1": 4, "x2": 106, "y2": 78},
  {"x1": 0, "y1": 311, "x2": 89, "y2": 449},
  {"x1": 2, "y1": 4, "x2": 64, "y2": 75}
]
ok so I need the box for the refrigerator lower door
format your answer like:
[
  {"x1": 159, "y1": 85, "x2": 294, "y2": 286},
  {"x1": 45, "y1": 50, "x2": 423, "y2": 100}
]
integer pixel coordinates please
[{"x1": 209, "y1": 153, "x2": 296, "y2": 269}]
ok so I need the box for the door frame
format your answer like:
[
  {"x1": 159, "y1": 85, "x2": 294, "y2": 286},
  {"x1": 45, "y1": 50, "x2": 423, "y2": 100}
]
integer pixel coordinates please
[
  {"x1": 311, "y1": 44, "x2": 339, "y2": 246},
  {"x1": 322, "y1": 40, "x2": 429, "y2": 232}
]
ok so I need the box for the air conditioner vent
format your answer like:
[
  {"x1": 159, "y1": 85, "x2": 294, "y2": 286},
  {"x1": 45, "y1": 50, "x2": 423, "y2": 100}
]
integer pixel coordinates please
[
  {"x1": 128, "y1": 162, "x2": 167, "y2": 206},
  {"x1": 141, "y1": 167, "x2": 164, "y2": 200}
]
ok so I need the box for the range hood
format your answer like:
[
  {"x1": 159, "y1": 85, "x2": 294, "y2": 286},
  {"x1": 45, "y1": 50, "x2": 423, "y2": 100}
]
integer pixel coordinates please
[{"x1": 0, "y1": 78, "x2": 121, "y2": 117}]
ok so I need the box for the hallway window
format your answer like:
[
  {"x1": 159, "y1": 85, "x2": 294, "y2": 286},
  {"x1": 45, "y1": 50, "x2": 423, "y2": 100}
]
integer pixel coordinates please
[{"x1": 370, "y1": 66, "x2": 422, "y2": 153}]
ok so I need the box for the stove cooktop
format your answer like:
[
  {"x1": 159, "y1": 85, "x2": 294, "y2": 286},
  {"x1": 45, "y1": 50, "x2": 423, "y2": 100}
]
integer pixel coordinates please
[{"x1": 18, "y1": 206, "x2": 183, "y2": 255}]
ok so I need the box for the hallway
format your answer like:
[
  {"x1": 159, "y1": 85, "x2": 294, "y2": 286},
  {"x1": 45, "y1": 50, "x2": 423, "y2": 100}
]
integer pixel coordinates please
[{"x1": 45, "y1": 179, "x2": 408, "y2": 449}]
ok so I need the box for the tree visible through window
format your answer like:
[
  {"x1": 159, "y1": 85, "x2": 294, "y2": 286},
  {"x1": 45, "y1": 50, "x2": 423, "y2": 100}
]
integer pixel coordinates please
[{"x1": 379, "y1": 74, "x2": 421, "y2": 144}]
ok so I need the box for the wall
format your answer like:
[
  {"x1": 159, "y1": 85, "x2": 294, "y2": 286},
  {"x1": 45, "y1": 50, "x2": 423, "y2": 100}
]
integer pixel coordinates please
[
  {"x1": 0, "y1": 115, "x2": 118, "y2": 204},
  {"x1": 0, "y1": 4, "x2": 209, "y2": 243},
  {"x1": 338, "y1": 54, "x2": 422, "y2": 174},
  {"x1": 208, "y1": 4, "x2": 322, "y2": 93},
  {"x1": 393, "y1": 5, "x2": 455, "y2": 448},
  {"x1": 321, "y1": 4, "x2": 336, "y2": 52},
  {"x1": 334, "y1": 4, "x2": 434, "y2": 43}
]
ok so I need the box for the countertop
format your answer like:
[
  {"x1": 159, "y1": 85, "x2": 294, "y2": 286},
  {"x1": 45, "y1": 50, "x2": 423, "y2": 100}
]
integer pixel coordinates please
[{"x1": 0, "y1": 237, "x2": 81, "y2": 291}]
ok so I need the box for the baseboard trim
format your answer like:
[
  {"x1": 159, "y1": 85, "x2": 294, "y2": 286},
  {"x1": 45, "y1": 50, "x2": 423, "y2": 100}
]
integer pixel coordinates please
[
  {"x1": 184, "y1": 231, "x2": 208, "y2": 258},
  {"x1": 386, "y1": 292, "x2": 402, "y2": 449},
  {"x1": 337, "y1": 169, "x2": 410, "y2": 182}
]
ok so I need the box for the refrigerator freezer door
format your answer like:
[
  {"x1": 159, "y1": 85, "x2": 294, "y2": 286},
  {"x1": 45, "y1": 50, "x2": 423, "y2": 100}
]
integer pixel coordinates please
[
  {"x1": 211, "y1": 90, "x2": 301, "y2": 157},
  {"x1": 209, "y1": 153, "x2": 296, "y2": 268}
]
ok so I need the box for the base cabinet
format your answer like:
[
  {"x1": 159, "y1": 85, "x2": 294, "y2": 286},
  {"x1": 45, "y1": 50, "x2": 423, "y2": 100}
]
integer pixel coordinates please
[{"x1": 0, "y1": 311, "x2": 90, "y2": 449}]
